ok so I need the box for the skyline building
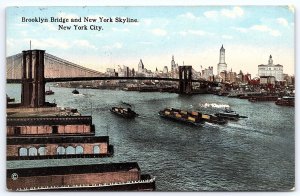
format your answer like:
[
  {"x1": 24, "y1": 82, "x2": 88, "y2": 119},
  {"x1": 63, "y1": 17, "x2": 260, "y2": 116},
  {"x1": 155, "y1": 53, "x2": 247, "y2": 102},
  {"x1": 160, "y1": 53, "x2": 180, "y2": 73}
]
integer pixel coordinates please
[
  {"x1": 170, "y1": 55, "x2": 179, "y2": 78},
  {"x1": 138, "y1": 59, "x2": 145, "y2": 73},
  {"x1": 217, "y1": 45, "x2": 227, "y2": 75},
  {"x1": 171, "y1": 55, "x2": 176, "y2": 71},
  {"x1": 163, "y1": 66, "x2": 168, "y2": 74},
  {"x1": 201, "y1": 66, "x2": 214, "y2": 81},
  {"x1": 258, "y1": 55, "x2": 283, "y2": 81}
]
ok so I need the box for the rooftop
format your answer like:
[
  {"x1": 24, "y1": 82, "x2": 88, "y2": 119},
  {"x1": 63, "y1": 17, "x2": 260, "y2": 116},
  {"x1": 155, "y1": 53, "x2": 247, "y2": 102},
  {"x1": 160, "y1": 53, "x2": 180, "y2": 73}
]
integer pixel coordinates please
[{"x1": 7, "y1": 107, "x2": 81, "y2": 118}]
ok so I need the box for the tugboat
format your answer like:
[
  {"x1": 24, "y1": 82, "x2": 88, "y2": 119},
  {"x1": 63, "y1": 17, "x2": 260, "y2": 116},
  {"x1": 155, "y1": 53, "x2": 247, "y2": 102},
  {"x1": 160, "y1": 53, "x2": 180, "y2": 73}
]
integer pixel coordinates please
[
  {"x1": 158, "y1": 108, "x2": 205, "y2": 126},
  {"x1": 215, "y1": 107, "x2": 247, "y2": 121},
  {"x1": 110, "y1": 107, "x2": 138, "y2": 118},
  {"x1": 275, "y1": 96, "x2": 295, "y2": 107},
  {"x1": 72, "y1": 88, "x2": 79, "y2": 94},
  {"x1": 45, "y1": 87, "x2": 54, "y2": 95}
]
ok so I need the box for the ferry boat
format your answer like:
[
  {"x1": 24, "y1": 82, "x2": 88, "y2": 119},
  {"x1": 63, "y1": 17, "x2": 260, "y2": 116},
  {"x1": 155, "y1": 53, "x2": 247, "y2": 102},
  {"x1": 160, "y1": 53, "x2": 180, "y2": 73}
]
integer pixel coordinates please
[
  {"x1": 158, "y1": 108, "x2": 205, "y2": 126},
  {"x1": 110, "y1": 107, "x2": 138, "y2": 118},
  {"x1": 215, "y1": 108, "x2": 247, "y2": 121},
  {"x1": 275, "y1": 96, "x2": 295, "y2": 107}
]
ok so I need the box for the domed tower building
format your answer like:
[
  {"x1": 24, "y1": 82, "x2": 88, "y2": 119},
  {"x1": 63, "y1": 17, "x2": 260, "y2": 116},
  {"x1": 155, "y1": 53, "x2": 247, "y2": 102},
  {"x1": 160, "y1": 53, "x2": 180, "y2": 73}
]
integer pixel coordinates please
[{"x1": 258, "y1": 55, "x2": 283, "y2": 81}]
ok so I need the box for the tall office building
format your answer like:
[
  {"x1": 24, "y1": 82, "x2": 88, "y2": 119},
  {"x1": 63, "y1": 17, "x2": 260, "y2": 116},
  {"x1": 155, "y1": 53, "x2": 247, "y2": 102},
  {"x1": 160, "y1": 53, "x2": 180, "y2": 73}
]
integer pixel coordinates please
[
  {"x1": 171, "y1": 55, "x2": 176, "y2": 71},
  {"x1": 217, "y1": 45, "x2": 227, "y2": 75},
  {"x1": 138, "y1": 59, "x2": 144, "y2": 73}
]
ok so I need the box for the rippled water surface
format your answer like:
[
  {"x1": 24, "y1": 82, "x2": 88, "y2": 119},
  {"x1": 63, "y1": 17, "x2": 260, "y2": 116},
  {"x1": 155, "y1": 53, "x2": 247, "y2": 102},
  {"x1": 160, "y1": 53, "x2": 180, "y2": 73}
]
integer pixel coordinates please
[{"x1": 7, "y1": 84, "x2": 295, "y2": 191}]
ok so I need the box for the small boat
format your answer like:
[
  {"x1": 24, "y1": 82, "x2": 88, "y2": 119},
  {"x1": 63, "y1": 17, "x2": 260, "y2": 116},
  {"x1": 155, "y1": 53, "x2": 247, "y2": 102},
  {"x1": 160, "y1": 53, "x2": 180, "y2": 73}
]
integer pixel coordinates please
[
  {"x1": 110, "y1": 107, "x2": 138, "y2": 118},
  {"x1": 158, "y1": 108, "x2": 205, "y2": 126},
  {"x1": 275, "y1": 96, "x2": 294, "y2": 107},
  {"x1": 45, "y1": 87, "x2": 54, "y2": 95},
  {"x1": 215, "y1": 108, "x2": 247, "y2": 120},
  {"x1": 72, "y1": 89, "x2": 79, "y2": 94}
]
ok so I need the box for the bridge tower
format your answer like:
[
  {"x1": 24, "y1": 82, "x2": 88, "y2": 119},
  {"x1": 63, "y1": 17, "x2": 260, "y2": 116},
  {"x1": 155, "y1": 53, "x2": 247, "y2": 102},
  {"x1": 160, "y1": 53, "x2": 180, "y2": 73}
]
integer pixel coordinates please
[
  {"x1": 21, "y1": 50, "x2": 46, "y2": 107},
  {"x1": 178, "y1": 66, "x2": 192, "y2": 94}
]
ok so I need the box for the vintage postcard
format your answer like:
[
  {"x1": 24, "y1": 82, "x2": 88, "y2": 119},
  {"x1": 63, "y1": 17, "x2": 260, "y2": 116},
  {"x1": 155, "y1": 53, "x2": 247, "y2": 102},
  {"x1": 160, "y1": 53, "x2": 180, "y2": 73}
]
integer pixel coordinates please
[{"x1": 6, "y1": 6, "x2": 294, "y2": 191}]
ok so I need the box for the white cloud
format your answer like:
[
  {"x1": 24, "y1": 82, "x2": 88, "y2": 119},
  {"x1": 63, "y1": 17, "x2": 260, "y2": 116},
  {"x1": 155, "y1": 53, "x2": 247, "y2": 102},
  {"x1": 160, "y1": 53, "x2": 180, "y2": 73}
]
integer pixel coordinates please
[
  {"x1": 179, "y1": 12, "x2": 199, "y2": 20},
  {"x1": 73, "y1": 40, "x2": 97, "y2": 49},
  {"x1": 250, "y1": 25, "x2": 270, "y2": 32},
  {"x1": 222, "y1": 35, "x2": 233, "y2": 39},
  {"x1": 250, "y1": 25, "x2": 281, "y2": 37},
  {"x1": 188, "y1": 30, "x2": 206, "y2": 36},
  {"x1": 152, "y1": 28, "x2": 167, "y2": 36},
  {"x1": 140, "y1": 18, "x2": 168, "y2": 28},
  {"x1": 203, "y1": 11, "x2": 218, "y2": 19},
  {"x1": 277, "y1": 18, "x2": 289, "y2": 26},
  {"x1": 179, "y1": 30, "x2": 208, "y2": 37},
  {"x1": 141, "y1": 19, "x2": 153, "y2": 26},
  {"x1": 221, "y1": 7, "x2": 244, "y2": 18},
  {"x1": 103, "y1": 42, "x2": 123, "y2": 50}
]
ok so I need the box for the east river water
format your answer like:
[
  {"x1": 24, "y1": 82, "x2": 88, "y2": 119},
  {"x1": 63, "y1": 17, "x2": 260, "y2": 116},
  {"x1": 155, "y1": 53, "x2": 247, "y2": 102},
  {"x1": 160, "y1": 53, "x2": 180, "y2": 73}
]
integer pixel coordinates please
[{"x1": 7, "y1": 84, "x2": 295, "y2": 191}]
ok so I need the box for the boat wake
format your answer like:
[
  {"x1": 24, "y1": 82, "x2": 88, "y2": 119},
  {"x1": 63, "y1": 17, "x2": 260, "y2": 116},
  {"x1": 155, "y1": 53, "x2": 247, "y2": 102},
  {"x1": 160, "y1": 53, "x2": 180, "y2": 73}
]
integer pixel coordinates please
[
  {"x1": 73, "y1": 93, "x2": 84, "y2": 96},
  {"x1": 199, "y1": 103, "x2": 230, "y2": 109},
  {"x1": 226, "y1": 123, "x2": 274, "y2": 136}
]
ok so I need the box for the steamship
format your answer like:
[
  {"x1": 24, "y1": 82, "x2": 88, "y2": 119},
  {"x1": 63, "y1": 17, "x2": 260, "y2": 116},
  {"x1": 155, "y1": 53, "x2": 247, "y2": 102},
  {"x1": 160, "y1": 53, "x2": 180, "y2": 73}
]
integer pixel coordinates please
[{"x1": 7, "y1": 50, "x2": 155, "y2": 191}]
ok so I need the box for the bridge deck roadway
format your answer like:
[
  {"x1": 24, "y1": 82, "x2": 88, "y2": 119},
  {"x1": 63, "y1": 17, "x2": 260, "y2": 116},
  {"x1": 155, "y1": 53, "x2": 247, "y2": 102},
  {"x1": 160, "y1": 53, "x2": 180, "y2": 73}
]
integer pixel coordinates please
[{"x1": 7, "y1": 77, "x2": 218, "y2": 85}]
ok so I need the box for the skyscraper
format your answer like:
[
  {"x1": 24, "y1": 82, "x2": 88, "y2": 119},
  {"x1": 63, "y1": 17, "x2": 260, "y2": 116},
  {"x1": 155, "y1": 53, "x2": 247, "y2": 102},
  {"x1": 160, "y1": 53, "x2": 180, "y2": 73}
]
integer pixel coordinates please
[
  {"x1": 217, "y1": 45, "x2": 227, "y2": 75},
  {"x1": 171, "y1": 55, "x2": 176, "y2": 71},
  {"x1": 138, "y1": 59, "x2": 144, "y2": 73}
]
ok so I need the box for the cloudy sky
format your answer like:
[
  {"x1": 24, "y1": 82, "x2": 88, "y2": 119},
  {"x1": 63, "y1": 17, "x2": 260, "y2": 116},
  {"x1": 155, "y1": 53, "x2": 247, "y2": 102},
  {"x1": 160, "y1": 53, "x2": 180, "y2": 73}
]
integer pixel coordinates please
[{"x1": 6, "y1": 6, "x2": 294, "y2": 76}]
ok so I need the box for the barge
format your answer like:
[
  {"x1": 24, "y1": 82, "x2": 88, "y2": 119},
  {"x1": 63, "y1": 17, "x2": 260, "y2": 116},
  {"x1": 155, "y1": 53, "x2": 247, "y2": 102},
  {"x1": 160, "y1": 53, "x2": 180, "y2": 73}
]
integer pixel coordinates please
[
  {"x1": 184, "y1": 110, "x2": 227, "y2": 125},
  {"x1": 159, "y1": 108, "x2": 205, "y2": 126}
]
